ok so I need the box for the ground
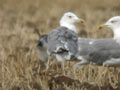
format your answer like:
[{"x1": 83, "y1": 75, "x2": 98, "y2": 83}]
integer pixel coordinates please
[{"x1": 1, "y1": 0, "x2": 120, "y2": 90}]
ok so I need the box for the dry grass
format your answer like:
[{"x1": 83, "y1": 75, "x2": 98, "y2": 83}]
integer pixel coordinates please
[{"x1": 1, "y1": 0, "x2": 120, "y2": 90}]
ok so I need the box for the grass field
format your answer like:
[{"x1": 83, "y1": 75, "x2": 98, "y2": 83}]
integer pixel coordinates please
[{"x1": 1, "y1": 0, "x2": 120, "y2": 90}]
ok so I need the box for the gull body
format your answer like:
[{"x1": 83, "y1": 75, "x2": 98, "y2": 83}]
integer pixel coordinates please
[{"x1": 47, "y1": 26, "x2": 79, "y2": 63}]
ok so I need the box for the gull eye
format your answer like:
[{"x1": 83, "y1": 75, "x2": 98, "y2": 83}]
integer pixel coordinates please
[
  {"x1": 111, "y1": 20, "x2": 116, "y2": 23},
  {"x1": 68, "y1": 15, "x2": 72, "y2": 18}
]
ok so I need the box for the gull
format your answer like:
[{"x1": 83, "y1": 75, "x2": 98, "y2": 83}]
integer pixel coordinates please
[
  {"x1": 75, "y1": 16, "x2": 120, "y2": 68},
  {"x1": 37, "y1": 12, "x2": 85, "y2": 69},
  {"x1": 47, "y1": 12, "x2": 85, "y2": 69}
]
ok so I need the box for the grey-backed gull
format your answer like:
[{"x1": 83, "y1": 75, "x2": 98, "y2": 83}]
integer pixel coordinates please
[
  {"x1": 75, "y1": 16, "x2": 120, "y2": 68},
  {"x1": 37, "y1": 12, "x2": 85, "y2": 69},
  {"x1": 47, "y1": 12, "x2": 85, "y2": 69}
]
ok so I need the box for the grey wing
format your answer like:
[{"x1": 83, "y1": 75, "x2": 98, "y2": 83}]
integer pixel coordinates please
[
  {"x1": 77, "y1": 38, "x2": 96, "y2": 57},
  {"x1": 91, "y1": 38, "x2": 119, "y2": 50},
  {"x1": 88, "y1": 39, "x2": 120, "y2": 65},
  {"x1": 47, "y1": 26, "x2": 79, "y2": 57},
  {"x1": 89, "y1": 49, "x2": 120, "y2": 65}
]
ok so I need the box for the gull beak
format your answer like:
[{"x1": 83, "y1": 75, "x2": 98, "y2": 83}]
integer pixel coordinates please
[
  {"x1": 98, "y1": 24, "x2": 105, "y2": 30},
  {"x1": 98, "y1": 22, "x2": 109, "y2": 30},
  {"x1": 77, "y1": 18, "x2": 85, "y2": 24}
]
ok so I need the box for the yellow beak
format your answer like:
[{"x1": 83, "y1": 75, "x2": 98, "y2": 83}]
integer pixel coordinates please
[
  {"x1": 77, "y1": 18, "x2": 85, "y2": 24},
  {"x1": 98, "y1": 24, "x2": 105, "y2": 30}
]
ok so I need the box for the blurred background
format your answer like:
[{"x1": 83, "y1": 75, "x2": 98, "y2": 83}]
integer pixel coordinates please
[{"x1": 1, "y1": 0, "x2": 120, "y2": 90}]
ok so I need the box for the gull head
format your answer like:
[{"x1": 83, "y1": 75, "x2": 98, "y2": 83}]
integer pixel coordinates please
[
  {"x1": 98, "y1": 16, "x2": 120, "y2": 43},
  {"x1": 60, "y1": 12, "x2": 84, "y2": 25},
  {"x1": 60, "y1": 12, "x2": 85, "y2": 33},
  {"x1": 98, "y1": 16, "x2": 120, "y2": 30}
]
